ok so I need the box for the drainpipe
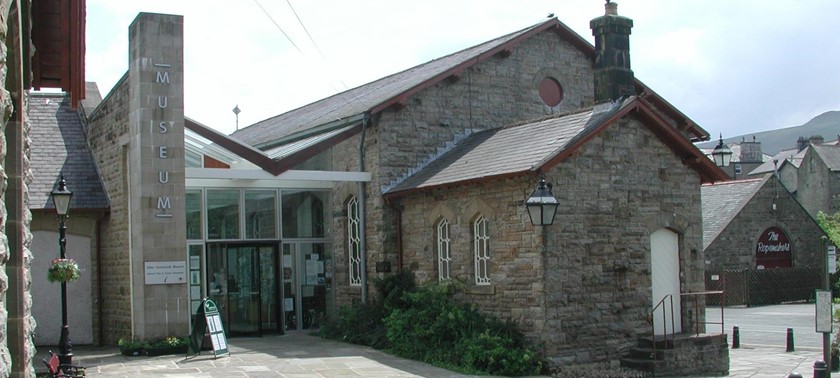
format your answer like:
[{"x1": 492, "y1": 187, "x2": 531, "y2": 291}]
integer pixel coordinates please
[
  {"x1": 396, "y1": 203, "x2": 403, "y2": 271},
  {"x1": 96, "y1": 211, "x2": 105, "y2": 345},
  {"x1": 358, "y1": 113, "x2": 369, "y2": 303}
]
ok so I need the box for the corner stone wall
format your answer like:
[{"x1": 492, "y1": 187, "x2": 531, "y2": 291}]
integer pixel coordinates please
[
  {"x1": 86, "y1": 77, "x2": 132, "y2": 344},
  {"x1": 544, "y1": 117, "x2": 705, "y2": 365}
]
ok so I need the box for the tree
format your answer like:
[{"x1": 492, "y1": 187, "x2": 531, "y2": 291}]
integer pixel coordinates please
[{"x1": 818, "y1": 210, "x2": 840, "y2": 246}]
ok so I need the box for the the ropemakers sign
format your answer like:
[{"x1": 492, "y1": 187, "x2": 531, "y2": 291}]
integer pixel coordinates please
[{"x1": 755, "y1": 227, "x2": 792, "y2": 269}]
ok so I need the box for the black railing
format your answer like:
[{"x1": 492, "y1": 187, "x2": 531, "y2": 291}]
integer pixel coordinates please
[{"x1": 648, "y1": 290, "x2": 725, "y2": 374}]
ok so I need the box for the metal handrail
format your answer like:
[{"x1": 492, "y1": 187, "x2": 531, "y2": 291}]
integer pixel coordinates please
[{"x1": 648, "y1": 290, "x2": 725, "y2": 375}]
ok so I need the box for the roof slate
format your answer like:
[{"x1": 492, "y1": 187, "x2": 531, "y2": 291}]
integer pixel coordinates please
[
  {"x1": 813, "y1": 144, "x2": 840, "y2": 171},
  {"x1": 700, "y1": 176, "x2": 768, "y2": 249},
  {"x1": 30, "y1": 93, "x2": 110, "y2": 211},
  {"x1": 384, "y1": 101, "x2": 624, "y2": 195},
  {"x1": 231, "y1": 20, "x2": 549, "y2": 148},
  {"x1": 749, "y1": 148, "x2": 803, "y2": 175}
]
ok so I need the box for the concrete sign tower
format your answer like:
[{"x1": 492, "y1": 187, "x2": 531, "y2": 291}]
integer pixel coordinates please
[{"x1": 127, "y1": 13, "x2": 188, "y2": 339}]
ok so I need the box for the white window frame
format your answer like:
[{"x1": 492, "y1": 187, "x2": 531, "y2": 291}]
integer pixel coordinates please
[
  {"x1": 347, "y1": 197, "x2": 361, "y2": 286},
  {"x1": 437, "y1": 219, "x2": 451, "y2": 281},
  {"x1": 473, "y1": 215, "x2": 490, "y2": 285}
]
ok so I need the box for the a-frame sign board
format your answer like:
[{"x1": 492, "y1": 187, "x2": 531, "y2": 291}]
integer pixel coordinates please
[{"x1": 186, "y1": 298, "x2": 229, "y2": 359}]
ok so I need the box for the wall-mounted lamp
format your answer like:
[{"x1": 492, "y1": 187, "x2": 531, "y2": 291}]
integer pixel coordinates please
[
  {"x1": 711, "y1": 133, "x2": 733, "y2": 167},
  {"x1": 525, "y1": 176, "x2": 559, "y2": 226}
]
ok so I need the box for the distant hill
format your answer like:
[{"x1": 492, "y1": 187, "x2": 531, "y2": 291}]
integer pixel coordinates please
[{"x1": 696, "y1": 110, "x2": 840, "y2": 155}]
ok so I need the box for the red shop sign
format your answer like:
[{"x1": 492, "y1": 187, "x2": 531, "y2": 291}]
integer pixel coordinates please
[{"x1": 755, "y1": 227, "x2": 791, "y2": 269}]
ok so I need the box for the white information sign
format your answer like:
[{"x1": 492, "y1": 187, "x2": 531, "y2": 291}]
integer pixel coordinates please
[
  {"x1": 829, "y1": 245, "x2": 836, "y2": 273},
  {"x1": 144, "y1": 261, "x2": 187, "y2": 285},
  {"x1": 816, "y1": 290, "x2": 832, "y2": 333}
]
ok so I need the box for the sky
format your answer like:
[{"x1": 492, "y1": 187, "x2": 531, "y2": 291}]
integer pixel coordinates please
[{"x1": 84, "y1": 0, "x2": 840, "y2": 139}]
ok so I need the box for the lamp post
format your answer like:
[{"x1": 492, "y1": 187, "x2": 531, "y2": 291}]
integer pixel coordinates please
[
  {"x1": 51, "y1": 176, "x2": 73, "y2": 366},
  {"x1": 711, "y1": 133, "x2": 733, "y2": 167},
  {"x1": 525, "y1": 175, "x2": 559, "y2": 226}
]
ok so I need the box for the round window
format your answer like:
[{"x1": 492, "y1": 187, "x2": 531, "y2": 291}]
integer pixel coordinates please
[{"x1": 539, "y1": 77, "x2": 563, "y2": 107}]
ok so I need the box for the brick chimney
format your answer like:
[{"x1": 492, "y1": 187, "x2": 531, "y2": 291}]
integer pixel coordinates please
[{"x1": 590, "y1": 1, "x2": 635, "y2": 103}]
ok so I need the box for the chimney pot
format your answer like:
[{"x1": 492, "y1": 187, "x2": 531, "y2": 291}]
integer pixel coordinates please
[{"x1": 605, "y1": 2, "x2": 618, "y2": 16}]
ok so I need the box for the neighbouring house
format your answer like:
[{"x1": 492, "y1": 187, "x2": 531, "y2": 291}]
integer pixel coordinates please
[
  {"x1": 700, "y1": 136, "x2": 769, "y2": 180},
  {"x1": 701, "y1": 175, "x2": 827, "y2": 305},
  {"x1": 749, "y1": 137, "x2": 840, "y2": 218},
  {"x1": 796, "y1": 144, "x2": 840, "y2": 217},
  {"x1": 29, "y1": 92, "x2": 109, "y2": 347}
]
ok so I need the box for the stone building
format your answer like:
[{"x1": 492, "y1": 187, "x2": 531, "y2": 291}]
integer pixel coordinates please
[
  {"x1": 796, "y1": 144, "x2": 840, "y2": 217},
  {"x1": 701, "y1": 136, "x2": 768, "y2": 180},
  {"x1": 226, "y1": 2, "x2": 729, "y2": 371},
  {"x1": 29, "y1": 92, "x2": 108, "y2": 348},
  {"x1": 702, "y1": 175, "x2": 825, "y2": 272},
  {"x1": 28, "y1": 2, "x2": 732, "y2": 375},
  {"x1": 0, "y1": 0, "x2": 87, "y2": 376},
  {"x1": 749, "y1": 138, "x2": 840, "y2": 218}
]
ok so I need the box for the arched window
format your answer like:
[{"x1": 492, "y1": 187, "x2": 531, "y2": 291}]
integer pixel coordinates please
[
  {"x1": 436, "y1": 219, "x2": 452, "y2": 281},
  {"x1": 347, "y1": 197, "x2": 361, "y2": 286},
  {"x1": 473, "y1": 215, "x2": 490, "y2": 285}
]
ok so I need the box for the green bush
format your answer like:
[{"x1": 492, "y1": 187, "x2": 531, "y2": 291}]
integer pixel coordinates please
[{"x1": 320, "y1": 270, "x2": 542, "y2": 376}]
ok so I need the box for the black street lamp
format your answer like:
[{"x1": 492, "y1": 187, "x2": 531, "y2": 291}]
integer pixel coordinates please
[
  {"x1": 711, "y1": 134, "x2": 733, "y2": 167},
  {"x1": 50, "y1": 176, "x2": 73, "y2": 366},
  {"x1": 525, "y1": 175, "x2": 559, "y2": 226}
]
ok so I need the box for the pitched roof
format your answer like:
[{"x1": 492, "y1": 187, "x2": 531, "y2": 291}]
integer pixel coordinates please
[
  {"x1": 812, "y1": 144, "x2": 840, "y2": 171},
  {"x1": 384, "y1": 97, "x2": 728, "y2": 198},
  {"x1": 700, "y1": 176, "x2": 768, "y2": 250},
  {"x1": 231, "y1": 17, "x2": 709, "y2": 151},
  {"x1": 749, "y1": 148, "x2": 803, "y2": 175},
  {"x1": 29, "y1": 93, "x2": 109, "y2": 212}
]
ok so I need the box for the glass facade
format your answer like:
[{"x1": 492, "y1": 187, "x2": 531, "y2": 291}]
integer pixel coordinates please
[
  {"x1": 186, "y1": 190, "x2": 202, "y2": 240},
  {"x1": 245, "y1": 190, "x2": 277, "y2": 239},
  {"x1": 188, "y1": 187, "x2": 332, "y2": 335},
  {"x1": 207, "y1": 190, "x2": 240, "y2": 240}
]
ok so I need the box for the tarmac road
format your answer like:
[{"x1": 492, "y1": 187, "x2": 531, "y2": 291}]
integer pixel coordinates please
[{"x1": 708, "y1": 303, "x2": 827, "y2": 350}]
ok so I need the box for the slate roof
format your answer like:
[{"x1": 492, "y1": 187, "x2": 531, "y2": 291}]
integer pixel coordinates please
[
  {"x1": 700, "y1": 176, "x2": 768, "y2": 250},
  {"x1": 30, "y1": 93, "x2": 109, "y2": 211},
  {"x1": 230, "y1": 17, "x2": 709, "y2": 151},
  {"x1": 384, "y1": 101, "x2": 624, "y2": 195},
  {"x1": 812, "y1": 144, "x2": 840, "y2": 171},
  {"x1": 231, "y1": 20, "x2": 551, "y2": 149},
  {"x1": 384, "y1": 97, "x2": 728, "y2": 197},
  {"x1": 749, "y1": 148, "x2": 803, "y2": 175}
]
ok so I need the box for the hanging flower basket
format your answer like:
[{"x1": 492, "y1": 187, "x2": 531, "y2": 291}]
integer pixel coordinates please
[{"x1": 47, "y1": 258, "x2": 80, "y2": 283}]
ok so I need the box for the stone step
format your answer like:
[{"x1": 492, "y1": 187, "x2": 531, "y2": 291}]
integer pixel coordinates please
[{"x1": 620, "y1": 357, "x2": 662, "y2": 372}]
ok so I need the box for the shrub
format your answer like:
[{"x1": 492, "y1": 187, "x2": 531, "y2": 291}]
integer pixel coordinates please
[{"x1": 321, "y1": 269, "x2": 542, "y2": 376}]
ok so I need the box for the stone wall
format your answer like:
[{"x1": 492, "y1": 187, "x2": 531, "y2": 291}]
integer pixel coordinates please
[
  {"x1": 705, "y1": 176, "x2": 824, "y2": 271},
  {"x1": 394, "y1": 115, "x2": 705, "y2": 366},
  {"x1": 0, "y1": 0, "x2": 38, "y2": 375},
  {"x1": 86, "y1": 77, "x2": 132, "y2": 344},
  {"x1": 797, "y1": 148, "x2": 838, "y2": 217},
  {"x1": 544, "y1": 116, "x2": 704, "y2": 364}
]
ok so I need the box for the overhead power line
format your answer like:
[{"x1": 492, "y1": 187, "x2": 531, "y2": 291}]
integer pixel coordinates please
[{"x1": 253, "y1": 0, "x2": 303, "y2": 54}]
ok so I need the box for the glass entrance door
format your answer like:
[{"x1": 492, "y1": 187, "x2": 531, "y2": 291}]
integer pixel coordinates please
[{"x1": 206, "y1": 243, "x2": 281, "y2": 336}]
